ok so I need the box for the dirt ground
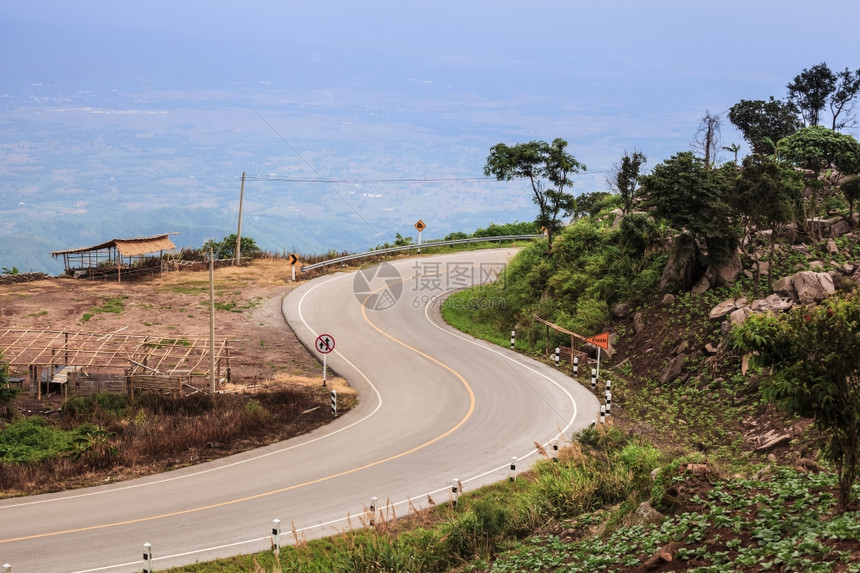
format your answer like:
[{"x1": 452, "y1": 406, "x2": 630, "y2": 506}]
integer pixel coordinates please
[{"x1": 0, "y1": 260, "x2": 331, "y2": 394}]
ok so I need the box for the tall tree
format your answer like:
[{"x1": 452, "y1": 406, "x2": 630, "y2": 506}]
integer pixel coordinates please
[
  {"x1": 484, "y1": 138, "x2": 584, "y2": 248},
  {"x1": 787, "y1": 63, "x2": 837, "y2": 127},
  {"x1": 607, "y1": 150, "x2": 646, "y2": 214},
  {"x1": 731, "y1": 154, "x2": 802, "y2": 291},
  {"x1": 692, "y1": 111, "x2": 721, "y2": 168},
  {"x1": 728, "y1": 97, "x2": 801, "y2": 155},
  {"x1": 777, "y1": 126, "x2": 860, "y2": 237},
  {"x1": 639, "y1": 152, "x2": 739, "y2": 268},
  {"x1": 841, "y1": 176, "x2": 860, "y2": 223},
  {"x1": 830, "y1": 67, "x2": 860, "y2": 130},
  {"x1": 732, "y1": 290, "x2": 860, "y2": 513}
]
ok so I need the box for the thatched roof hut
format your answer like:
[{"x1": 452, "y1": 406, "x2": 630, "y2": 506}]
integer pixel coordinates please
[{"x1": 51, "y1": 233, "x2": 178, "y2": 282}]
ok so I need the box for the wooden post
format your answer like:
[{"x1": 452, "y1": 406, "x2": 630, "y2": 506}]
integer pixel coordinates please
[
  {"x1": 235, "y1": 171, "x2": 245, "y2": 265},
  {"x1": 225, "y1": 343, "x2": 232, "y2": 383},
  {"x1": 209, "y1": 248, "x2": 216, "y2": 395},
  {"x1": 545, "y1": 324, "x2": 549, "y2": 357}
]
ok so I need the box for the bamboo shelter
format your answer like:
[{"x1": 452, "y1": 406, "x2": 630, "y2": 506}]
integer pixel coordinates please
[
  {"x1": 51, "y1": 233, "x2": 178, "y2": 282},
  {"x1": 0, "y1": 328, "x2": 234, "y2": 399}
]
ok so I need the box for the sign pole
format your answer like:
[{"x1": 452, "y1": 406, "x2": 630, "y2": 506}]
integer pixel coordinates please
[
  {"x1": 315, "y1": 333, "x2": 335, "y2": 387},
  {"x1": 414, "y1": 219, "x2": 426, "y2": 253},
  {"x1": 596, "y1": 347, "x2": 601, "y2": 380}
]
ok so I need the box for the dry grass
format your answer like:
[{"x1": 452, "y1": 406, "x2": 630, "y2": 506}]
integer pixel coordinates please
[{"x1": 0, "y1": 385, "x2": 348, "y2": 497}]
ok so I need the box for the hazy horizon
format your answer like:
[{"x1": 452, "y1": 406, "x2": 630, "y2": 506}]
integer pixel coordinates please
[{"x1": 2, "y1": 1, "x2": 858, "y2": 273}]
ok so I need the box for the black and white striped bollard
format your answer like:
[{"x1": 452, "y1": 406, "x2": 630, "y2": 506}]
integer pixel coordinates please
[
  {"x1": 451, "y1": 478, "x2": 460, "y2": 505},
  {"x1": 510, "y1": 330, "x2": 515, "y2": 350},
  {"x1": 600, "y1": 405, "x2": 606, "y2": 425},
  {"x1": 606, "y1": 379, "x2": 611, "y2": 392},
  {"x1": 272, "y1": 519, "x2": 281, "y2": 552},
  {"x1": 554, "y1": 347, "x2": 560, "y2": 367},
  {"x1": 331, "y1": 389, "x2": 337, "y2": 416},
  {"x1": 605, "y1": 390, "x2": 612, "y2": 415},
  {"x1": 369, "y1": 496, "x2": 378, "y2": 526},
  {"x1": 509, "y1": 456, "x2": 517, "y2": 481},
  {"x1": 591, "y1": 368, "x2": 597, "y2": 391},
  {"x1": 143, "y1": 543, "x2": 152, "y2": 573},
  {"x1": 552, "y1": 439, "x2": 559, "y2": 462},
  {"x1": 573, "y1": 356, "x2": 578, "y2": 377}
]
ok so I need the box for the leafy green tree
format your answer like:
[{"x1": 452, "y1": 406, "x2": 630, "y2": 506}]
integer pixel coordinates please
[
  {"x1": 728, "y1": 97, "x2": 801, "y2": 155},
  {"x1": 573, "y1": 191, "x2": 613, "y2": 219},
  {"x1": 608, "y1": 151, "x2": 647, "y2": 214},
  {"x1": 777, "y1": 126, "x2": 860, "y2": 237},
  {"x1": 201, "y1": 234, "x2": 260, "y2": 260},
  {"x1": 394, "y1": 233, "x2": 412, "y2": 246},
  {"x1": 732, "y1": 290, "x2": 860, "y2": 513},
  {"x1": 732, "y1": 154, "x2": 802, "y2": 290},
  {"x1": 484, "y1": 138, "x2": 585, "y2": 248},
  {"x1": 787, "y1": 63, "x2": 837, "y2": 127},
  {"x1": 841, "y1": 176, "x2": 860, "y2": 223},
  {"x1": 638, "y1": 152, "x2": 739, "y2": 267},
  {"x1": 722, "y1": 143, "x2": 741, "y2": 165},
  {"x1": 0, "y1": 354, "x2": 16, "y2": 407}
]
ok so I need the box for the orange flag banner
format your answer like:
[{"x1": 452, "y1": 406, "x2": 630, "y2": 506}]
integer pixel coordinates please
[{"x1": 585, "y1": 331, "x2": 610, "y2": 350}]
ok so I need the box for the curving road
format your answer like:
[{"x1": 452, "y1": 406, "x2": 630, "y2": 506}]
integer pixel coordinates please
[{"x1": 0, "y1": 249, "x2": 598, "y2": 572}]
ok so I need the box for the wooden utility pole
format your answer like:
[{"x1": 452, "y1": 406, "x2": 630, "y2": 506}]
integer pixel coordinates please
[
  {"x1": 235, "y1": 171, "x2": 245, "y2": 265},
  {"x1": 209, "y1": 247, "x2": 216, "y2": 395}
]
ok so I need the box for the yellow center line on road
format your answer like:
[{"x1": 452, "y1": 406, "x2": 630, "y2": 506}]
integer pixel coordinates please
[{"x1": 1, "y1": 267, "x2": 475, "y2": 545}]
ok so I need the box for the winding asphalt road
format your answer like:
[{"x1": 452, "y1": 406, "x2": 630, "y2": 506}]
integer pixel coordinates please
[{"x1": 0, "y1": 249, "x2": 598, "y2": 572}]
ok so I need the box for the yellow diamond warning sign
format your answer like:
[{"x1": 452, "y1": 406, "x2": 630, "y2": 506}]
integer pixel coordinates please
[{"x1": 414, "y1": 219, "x2": 426, "y2": 232}]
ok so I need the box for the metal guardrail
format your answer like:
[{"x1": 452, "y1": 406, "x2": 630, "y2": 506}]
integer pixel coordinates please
[{"x1": 300, "y1": 234, "x2": 544, "y2": 272}]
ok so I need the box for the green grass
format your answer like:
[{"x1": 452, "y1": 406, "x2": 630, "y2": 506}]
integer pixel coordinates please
[
  {"x1": 0, "y1": 417, "x2": 108, "y2": 464},
  {"x1": 80, "y1": 296, "x2": 127, "y2": 322}
]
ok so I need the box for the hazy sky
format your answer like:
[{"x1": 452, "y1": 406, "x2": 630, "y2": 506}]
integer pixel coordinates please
[{"x1": 1, "y1": 1, "x2": 859, "y2": 266}]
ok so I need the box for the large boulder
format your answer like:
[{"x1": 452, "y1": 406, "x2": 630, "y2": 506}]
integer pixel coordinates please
[
  {"x1": 792, "y1": 271, "x2": 835, "y2": 304},
  {"x1": 773, "y1": 270, "x2": 835, "y2": 304},
  {"x1": 709, "y1": 298, "x2": 739, "y2": 320},
  {"x1": 750, "y1": 294, "x2": 793, "y2": 314},
  {"x1": 659, "y1": 235, "x2": 699, "y2": 293},
  {"x1": 659, "y1": 354, "x2": 687, "y2": 384}
]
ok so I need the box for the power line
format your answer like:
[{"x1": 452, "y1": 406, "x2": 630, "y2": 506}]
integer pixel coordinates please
[
  {"x1": 244, "y1": 176, "x2": 500, "y2": 183},
  {"x1": 244, "y1": 171, "x2": 609, "y2": 184}
]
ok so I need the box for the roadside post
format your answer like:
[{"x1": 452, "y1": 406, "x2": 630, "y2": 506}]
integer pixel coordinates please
[
  {"x1": 272, "y1": 519, "x2": 281, "y2": 552},
  {"x1": 143, "y1": 543, "x2": 152, "y2": 573},
  {"x1": 289, "y1": 254, "x2": 299, "y2": 281},
  {"x1": 554, "y1": 347, "x2": 560, "y2": 367},
  {"x1": 510, "y1": 330, "x2": 515, "y2": 350},
  {"x1": 573, "y1": 356, "x2": 578, "y2": 377},
  {"x1": 369, "y1": 496, "x2": 378, "y2": 526}
]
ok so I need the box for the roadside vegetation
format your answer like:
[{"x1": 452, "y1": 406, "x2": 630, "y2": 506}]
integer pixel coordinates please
[{"x1": 0, "y1": 388, "x2": 351, "y2": 496}]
